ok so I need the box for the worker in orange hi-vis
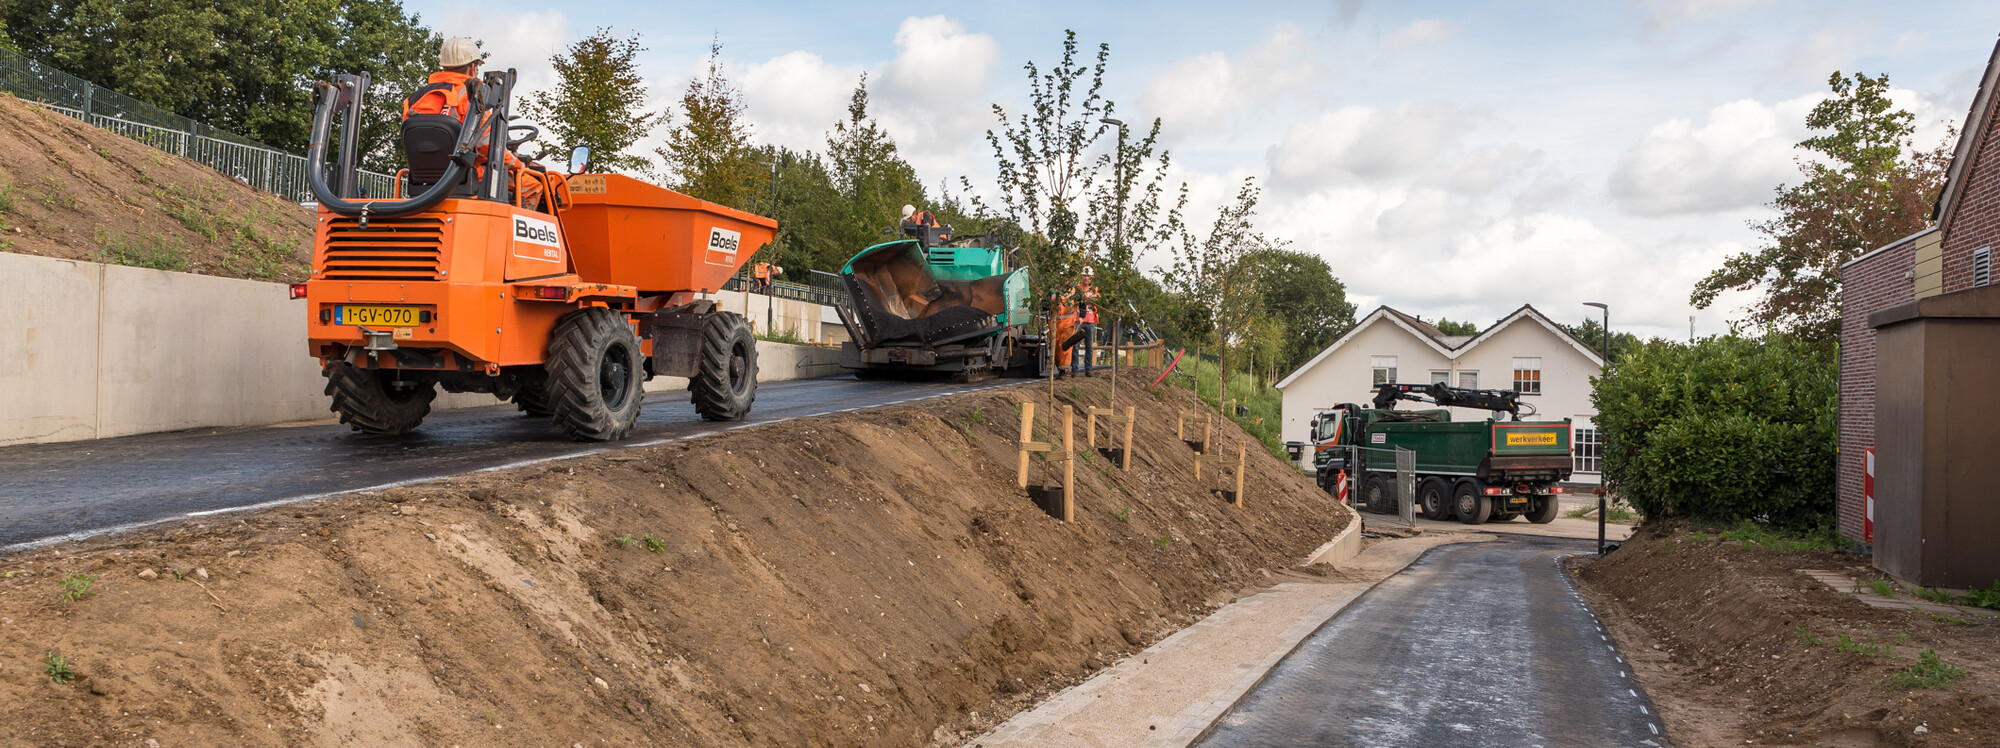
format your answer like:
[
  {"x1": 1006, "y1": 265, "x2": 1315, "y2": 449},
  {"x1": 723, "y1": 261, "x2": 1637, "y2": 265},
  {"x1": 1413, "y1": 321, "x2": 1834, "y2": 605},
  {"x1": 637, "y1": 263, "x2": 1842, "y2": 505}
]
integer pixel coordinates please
[
  {"x1": 403, "y1": 37, "x2": 542, "y2": 210},
  {"x1": 753, "y1": 261, "x2": 773, "y2": 292},
  {"x1": 1051, "y1": 291, "x2": 1080, "y2": 378},
  {"x1": 1076, "y1": 267, "x2": 1100, "y2": 377}
]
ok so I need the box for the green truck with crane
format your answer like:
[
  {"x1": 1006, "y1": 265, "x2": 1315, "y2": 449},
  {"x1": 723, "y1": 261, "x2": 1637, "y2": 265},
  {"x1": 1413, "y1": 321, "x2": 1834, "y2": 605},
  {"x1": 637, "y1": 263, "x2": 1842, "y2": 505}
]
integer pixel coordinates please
[{"x1": 1299, "y1": 382, "x2": 1574, "y2": 524}]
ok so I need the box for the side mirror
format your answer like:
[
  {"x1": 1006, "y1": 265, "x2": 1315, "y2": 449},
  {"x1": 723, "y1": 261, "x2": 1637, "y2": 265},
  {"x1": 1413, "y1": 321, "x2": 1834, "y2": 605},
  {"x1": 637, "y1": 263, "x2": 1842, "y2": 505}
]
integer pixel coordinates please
[{"x1": 569, "y1": 146, "x2": 591, "y2": 174}]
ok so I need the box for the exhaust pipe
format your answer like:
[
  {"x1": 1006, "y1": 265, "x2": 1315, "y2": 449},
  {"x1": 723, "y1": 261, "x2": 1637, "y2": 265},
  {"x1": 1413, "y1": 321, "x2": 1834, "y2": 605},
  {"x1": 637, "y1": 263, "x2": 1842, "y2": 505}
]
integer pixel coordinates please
[{"x1": 304, "y1": 74, "x2": 470, "y2": 218}]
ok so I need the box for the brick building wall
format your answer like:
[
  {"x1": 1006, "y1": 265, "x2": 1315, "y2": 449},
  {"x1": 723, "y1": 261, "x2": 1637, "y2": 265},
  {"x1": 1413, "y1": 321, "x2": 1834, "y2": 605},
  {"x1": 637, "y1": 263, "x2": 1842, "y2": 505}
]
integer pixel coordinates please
[
  {"x1": 1943, "y1": 93, "x2": 2000, "y2": 293},
  {"x1": 1838, "y1": 241, "x2": 1918, "y2": 541}
]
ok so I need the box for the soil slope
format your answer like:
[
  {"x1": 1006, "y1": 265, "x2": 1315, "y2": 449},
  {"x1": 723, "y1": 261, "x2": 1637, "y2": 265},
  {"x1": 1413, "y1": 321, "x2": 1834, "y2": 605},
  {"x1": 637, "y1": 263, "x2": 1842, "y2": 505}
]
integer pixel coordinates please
[
  {"x1": 1576, "y1": 524, "x2": 2000, "y2": 747},
  {"x1": 0, "y1": 374, "x2": 1348, "y2": 747},
  {"x1": 0, "y1": 94, "x2": 314, "y2": 281}
]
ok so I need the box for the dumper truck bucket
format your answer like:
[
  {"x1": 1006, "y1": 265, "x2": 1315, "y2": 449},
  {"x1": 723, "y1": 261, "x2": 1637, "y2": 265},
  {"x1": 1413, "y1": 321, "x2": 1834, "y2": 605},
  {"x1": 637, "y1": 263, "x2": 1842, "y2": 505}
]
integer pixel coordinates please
[{"x1": 841, "y1": 240, "x2": 1010, "y2": 348}]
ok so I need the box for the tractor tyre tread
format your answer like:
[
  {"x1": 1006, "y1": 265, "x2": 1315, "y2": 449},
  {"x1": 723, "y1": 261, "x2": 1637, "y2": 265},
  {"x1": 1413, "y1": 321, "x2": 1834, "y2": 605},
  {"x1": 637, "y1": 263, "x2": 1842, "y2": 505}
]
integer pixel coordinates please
[
  {"x1": 325, "y1": 364, "x2": 436, "y2": 435},
  {"x1": 546, "y1": 308, "x2": 645, "y2": 442},
  {"x1": 690, "y1": 312, "x2": 757, "y2": 421},
  {"x1": 511, "y1": 370, "x2": 554, "y2": 417}
]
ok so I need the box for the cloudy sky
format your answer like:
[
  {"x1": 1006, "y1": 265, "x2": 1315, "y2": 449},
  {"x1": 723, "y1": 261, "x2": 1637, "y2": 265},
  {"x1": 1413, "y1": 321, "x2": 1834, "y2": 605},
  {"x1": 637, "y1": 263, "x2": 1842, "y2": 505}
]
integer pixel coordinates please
[{"x1": 405, "y1": 0, "x2": 2000, "y2": 340}]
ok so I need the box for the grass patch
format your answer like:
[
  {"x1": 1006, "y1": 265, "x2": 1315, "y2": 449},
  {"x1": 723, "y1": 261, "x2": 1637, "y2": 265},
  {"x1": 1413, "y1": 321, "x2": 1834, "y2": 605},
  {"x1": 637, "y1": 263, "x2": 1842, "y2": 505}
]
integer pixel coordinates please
[
  {"x1": 100, "y1": 234, "x2": 189, "y2": 272},
  {"x1": 967, "y1": 408, "x2": 984, "y2": 425},
  {"x1": 755, "y1": 325, "x2": 807, "y2": 345},
  {"x1": 59, "y1": 572, "x2": 96, "y2": 603},
  {"x1": 1866, "y1": 579, "x2": 1895, "y2": 598},
  {"x1": 1166, "y1": 357, "x2": 1286, "y2": 461},
  {"x1": 614, "y1": 534, "x2": 635, "y2": 549},
  {"x1": 1152, "y1": 536, "x2": 1172, "y2": 549},
  {"x1": 1113, "y1": 506, "x2": 1132, "y2": 523},
  {"x1": 1930, "y1": 614, "x2": 1973, "y2": 626},
  {"x1": 643, "y1": 534, "x2": 665, "y2": 553},
  {"x1": 1565, "y1": 503, "x2": 1637, "y2": 522},
  {"x1": 1964, "y1": 580, "x2": 2000, "y2": 611},
  {"x1": 1708, "y1": 519, "x2": 1847, "y2": 552},
  {"x1": 1835, "y1": 633, "x2": 1893, "y2": 658},
  {"x1": 1885, "y1": 649, "x2": 1966, "y2": 690},
  {"x1": 1915, "y1": 586, "x2": 1958, "y2": 605},
  {"x1": 44, "y1": 651, "x2": 74, "y2": 683},
  {"x1": 38, "y1": 176, "x2": 78, "y2": 210},
  {"x1": 1797, "y1": 626, "x2": 1821, "y2": 646}
]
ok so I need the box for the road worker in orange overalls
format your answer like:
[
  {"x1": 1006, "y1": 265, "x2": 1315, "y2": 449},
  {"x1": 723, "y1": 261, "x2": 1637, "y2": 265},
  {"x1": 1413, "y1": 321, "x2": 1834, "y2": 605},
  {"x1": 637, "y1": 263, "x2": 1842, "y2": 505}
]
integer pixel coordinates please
[
  {"x1": 403, "y1": 37, "x2": 544, "y2": 210},
  {"x1": 1051, "y1": 290, "x2": 1080, "y2": 378}
]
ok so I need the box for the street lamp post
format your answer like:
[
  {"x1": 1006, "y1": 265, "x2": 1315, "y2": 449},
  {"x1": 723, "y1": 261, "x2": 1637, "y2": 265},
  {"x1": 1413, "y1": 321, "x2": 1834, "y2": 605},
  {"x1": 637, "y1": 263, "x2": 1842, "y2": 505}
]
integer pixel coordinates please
[
  {"x1": 1583, "y1": 301, "x2": 1609, "y2": 556},
  {"x1": 1100, "y1": 117, "x2": 1126, "y2": 390}
]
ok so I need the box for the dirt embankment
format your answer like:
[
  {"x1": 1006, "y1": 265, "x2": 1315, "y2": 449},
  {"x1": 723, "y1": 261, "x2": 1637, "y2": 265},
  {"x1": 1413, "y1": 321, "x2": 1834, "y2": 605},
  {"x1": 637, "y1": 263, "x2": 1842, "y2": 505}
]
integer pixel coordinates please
[
  {"x1": 0, "y1": 375, "x2": 1348, "y2": 747},
  {"x1": 0, "y1": 94, "x2": 314, "y2": 281},
  {"x1": 1576, "y1": 524, "x2": 2000, "y2": 747}
]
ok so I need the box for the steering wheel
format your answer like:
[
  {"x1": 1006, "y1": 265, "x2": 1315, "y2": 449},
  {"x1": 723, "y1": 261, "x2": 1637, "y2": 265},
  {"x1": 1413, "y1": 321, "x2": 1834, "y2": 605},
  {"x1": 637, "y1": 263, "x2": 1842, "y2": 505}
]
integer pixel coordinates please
[{"x1": 506, "y1": 124, "x2": 539, "y2": 150}]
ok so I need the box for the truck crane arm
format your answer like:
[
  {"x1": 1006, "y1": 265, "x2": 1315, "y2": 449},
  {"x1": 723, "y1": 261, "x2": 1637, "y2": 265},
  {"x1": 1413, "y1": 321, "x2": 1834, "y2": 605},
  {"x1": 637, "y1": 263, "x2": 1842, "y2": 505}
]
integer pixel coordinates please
[{"x1": 1370, "y1": 382, "x2": 1534, "y2": 420}]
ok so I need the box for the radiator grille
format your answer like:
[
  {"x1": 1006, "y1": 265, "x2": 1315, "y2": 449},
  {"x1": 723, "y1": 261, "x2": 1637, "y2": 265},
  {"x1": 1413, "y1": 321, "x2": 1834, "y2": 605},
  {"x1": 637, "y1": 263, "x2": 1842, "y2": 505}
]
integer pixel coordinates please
[{"x1": 320, "y1": 217, "x2": 445, "y2": 280}]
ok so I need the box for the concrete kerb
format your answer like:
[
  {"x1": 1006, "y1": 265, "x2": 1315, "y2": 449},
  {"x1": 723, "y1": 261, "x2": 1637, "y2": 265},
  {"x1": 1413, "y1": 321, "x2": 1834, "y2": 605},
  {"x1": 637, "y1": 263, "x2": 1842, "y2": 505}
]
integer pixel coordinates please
[
  {"x1": 1302, "y1": 498, "x2": 1363, "y2": 566},
  {"x1": 974, "y1": 533, "x2": 1492, "y2": 748}
]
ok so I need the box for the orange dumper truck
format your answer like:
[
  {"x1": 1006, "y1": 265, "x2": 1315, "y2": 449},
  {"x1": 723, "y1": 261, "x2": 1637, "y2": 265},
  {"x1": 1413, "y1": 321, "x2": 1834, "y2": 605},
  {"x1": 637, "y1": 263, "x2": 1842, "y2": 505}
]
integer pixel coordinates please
[{"x1": 297, "y1": 70, "x2": 773, "y2": 441}]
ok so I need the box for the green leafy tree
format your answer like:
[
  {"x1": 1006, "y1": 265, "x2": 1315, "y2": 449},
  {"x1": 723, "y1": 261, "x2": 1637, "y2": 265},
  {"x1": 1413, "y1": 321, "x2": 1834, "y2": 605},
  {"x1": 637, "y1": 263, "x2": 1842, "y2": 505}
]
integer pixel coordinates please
[
  {"x1": 1558, "y1": 317, "x2": 1644, "y2": 364},
  {"x1": 654, "y1": 38, "x2": 760, "y2": 208},
  {"x1": 826, "y1": 76, "x2": 927, "y2": 248},
  {"x1": 1431, "y1": 318, "x2": 1478, "y2": 337},
  {"x1": 1691, "y1": 71, "x2": 1952, "y2": 347},
  {"x1": 1591, "y1": 335, "x2": 1836, "y2": 527},
  {"x1": 1237, "y1": 248, "x2": 1356, "y2": 372},
  {"x1": 748, "y1": 145, "x2": 850, "y2": 277},
  {"x1": 1165, "y1": 177, "x2": 1275, "y2": 409},
  {"x1": 520, "y1": 28, "x2": 661, "y2": 174},
  {"x1": 1, "y1": 0, "x2": 435, "y2": 168}
]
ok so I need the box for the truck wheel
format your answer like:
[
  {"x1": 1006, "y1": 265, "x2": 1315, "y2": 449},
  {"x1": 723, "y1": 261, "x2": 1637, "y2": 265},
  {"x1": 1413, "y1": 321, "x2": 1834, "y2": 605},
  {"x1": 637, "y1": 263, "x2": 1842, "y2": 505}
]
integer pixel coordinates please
[
  {"x1": 325, "y1": 364, "x2": 436, "y2": 435},
  {"x1": 691, "y1": 312, "x2": 757, "y2": 421},
  {"x1": 1527, "y1": 496, "x2": 1561, "y2": 524},
  {"x1": 1362, "y1": 475, "x2": 1388, "y2": 514},
  {"x1": 547, "y1": 307, "x2": 646, "y2": 441},
  {"x1": 1419, "y1": 479, "x2": 1451, "y2": 521},
  {"x1": 1454, "y1": 482, "x2": 1490, "y2": 525},
  {"x1": 511, "y1": 369, "x2": 553, "y2": 417}
]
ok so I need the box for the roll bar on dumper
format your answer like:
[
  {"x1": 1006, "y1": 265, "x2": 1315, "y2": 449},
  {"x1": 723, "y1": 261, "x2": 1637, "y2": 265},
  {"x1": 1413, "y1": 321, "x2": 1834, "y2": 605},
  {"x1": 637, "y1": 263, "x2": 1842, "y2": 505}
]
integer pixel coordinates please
[
  {"x1": 297, "y1": 70, "x2": 776, "y2": 442},
  {"x1": 1289, "y1": 382, "x2": 1573, "y2": 525}
]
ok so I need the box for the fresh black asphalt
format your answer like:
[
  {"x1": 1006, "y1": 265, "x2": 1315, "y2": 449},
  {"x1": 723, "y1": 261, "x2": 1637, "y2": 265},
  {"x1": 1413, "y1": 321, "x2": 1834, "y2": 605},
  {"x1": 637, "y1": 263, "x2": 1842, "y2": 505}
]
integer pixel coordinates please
[
  {"x1": 1198, "y1": 537, "x2": 1668, "y2": 748},
  {"x1": 0, "y1": 376, "x2": 1016, "y2": 551}
]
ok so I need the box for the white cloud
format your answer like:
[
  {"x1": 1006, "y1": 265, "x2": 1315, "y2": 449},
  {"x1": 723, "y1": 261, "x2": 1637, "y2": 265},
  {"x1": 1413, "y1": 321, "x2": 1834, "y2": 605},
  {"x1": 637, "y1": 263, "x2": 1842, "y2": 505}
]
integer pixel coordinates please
[
  {"x1": 1138, "y1": 27, "x2": 1317, "y2": 138},
  {"x1": 442, "y1": 9, "x2": 573, "y2": 98},
  {"x1": 872, "y1": 16, "x2": 1005, "y2": 180},
  {"x1": 1388, "y1": 19, "x2": 1461, "y2": 46},
  {"x1": 739, "y1": 51, "x2": 864, "y2": 154},
  {"x1": 1607, "y1": 94, "x2": 1818, "y2": 216},
  {"x1": 1641, "y1": 0, "x2": 1768, "y2": 28},
  {"x1": 1267, "y1": 101, "x2": 1476, "y2": 190}
]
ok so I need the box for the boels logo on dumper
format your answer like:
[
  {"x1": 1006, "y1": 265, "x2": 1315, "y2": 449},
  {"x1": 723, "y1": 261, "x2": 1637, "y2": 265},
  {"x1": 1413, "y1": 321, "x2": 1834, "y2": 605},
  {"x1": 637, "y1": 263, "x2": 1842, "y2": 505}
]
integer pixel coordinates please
[
  {"x1": 512, "y1": 214, "x2": 562, "y2": 262},
  {"x1": 705, "y1": 227, "x2": 743, "y2": 267}
]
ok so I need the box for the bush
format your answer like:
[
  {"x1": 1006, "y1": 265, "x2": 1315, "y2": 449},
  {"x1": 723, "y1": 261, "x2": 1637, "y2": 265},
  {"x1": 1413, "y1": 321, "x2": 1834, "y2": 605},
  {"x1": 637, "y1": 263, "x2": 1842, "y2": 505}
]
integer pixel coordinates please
[{"x1": 1592, "y1": 335, "x2": 1835, "y2": 527}]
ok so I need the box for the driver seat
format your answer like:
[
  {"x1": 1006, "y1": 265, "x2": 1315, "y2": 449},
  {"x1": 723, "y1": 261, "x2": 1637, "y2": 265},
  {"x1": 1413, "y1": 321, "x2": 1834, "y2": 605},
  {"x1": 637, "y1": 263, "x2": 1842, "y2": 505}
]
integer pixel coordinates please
[{"x1": 401, "y1": 82, "x2": 478, "y2": 196}]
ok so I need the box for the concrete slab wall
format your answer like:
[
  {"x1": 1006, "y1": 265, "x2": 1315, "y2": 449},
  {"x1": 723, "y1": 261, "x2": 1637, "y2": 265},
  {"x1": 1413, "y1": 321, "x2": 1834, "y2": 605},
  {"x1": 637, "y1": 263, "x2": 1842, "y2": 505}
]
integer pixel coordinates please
[{"x1": 1, "y1": 252, "x2": 841, "y2": 446}]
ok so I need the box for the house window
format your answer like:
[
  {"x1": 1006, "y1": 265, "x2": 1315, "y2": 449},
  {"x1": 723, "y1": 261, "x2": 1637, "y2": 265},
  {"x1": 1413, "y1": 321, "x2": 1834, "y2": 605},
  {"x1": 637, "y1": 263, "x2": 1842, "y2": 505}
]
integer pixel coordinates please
[
  {"x1": 1574, "y1": 427, "x2": 1602, "y2": 473},
  {"x1": 1430, "y1": 370, "x2": 1450, "y2": 386},
  {"x1": 1458, "y1": 371, "x2": 1479, "y2": 389},
  {"x1": 1976, "y1": 247, "x2": 1992, "y2": 288},
  {"x1": 1371, "y1": 356, "x2": 1397, "y2": 385},
  {"x1": 1512, "y1": 357, "x2": 1542, "y2": 395}
]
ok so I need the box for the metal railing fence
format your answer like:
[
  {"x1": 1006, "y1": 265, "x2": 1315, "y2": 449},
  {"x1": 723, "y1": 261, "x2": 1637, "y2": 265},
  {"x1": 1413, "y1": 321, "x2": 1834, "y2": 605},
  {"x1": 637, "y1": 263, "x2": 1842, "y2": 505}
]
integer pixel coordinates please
[{"x1": 0, "y1": 47, "x2": 398, "y2": 203}]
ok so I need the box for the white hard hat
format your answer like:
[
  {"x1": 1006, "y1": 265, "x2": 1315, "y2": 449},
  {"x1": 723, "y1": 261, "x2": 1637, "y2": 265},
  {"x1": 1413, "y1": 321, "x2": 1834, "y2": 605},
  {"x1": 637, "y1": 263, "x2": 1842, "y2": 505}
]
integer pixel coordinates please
[
  {"x1": 901, "y1": 204, "x2": 917, "y2": 219},
  {"x1": 440, "y1": 38, "x2": 480, "y2": 68}
]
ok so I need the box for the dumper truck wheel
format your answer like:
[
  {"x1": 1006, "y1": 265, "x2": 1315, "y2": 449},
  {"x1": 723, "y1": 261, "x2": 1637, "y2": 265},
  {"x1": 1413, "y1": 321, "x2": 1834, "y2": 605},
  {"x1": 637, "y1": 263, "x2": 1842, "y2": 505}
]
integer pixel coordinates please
[
  {"x1": 1527, "y1": 496, "x2": 1561, "y2": 524},
  {"x1": 325, "y1": 364, "x2": 436, "y2": 435},
  {"x1": 1454, "y1": 482, "x2": 1490, "y2": 525},
  {"x1": 1418, "y1": 479, "x2": 1451, "y2": 521},
  {"x1": 511, "y1": 369, "x2": 553, "y2": 417},
  {"x1": 547, "y1": 307, "x2": 646, "y2": 441},
  {"x1": 691, "y1": 312, "x2": 757, "y2": 421}
]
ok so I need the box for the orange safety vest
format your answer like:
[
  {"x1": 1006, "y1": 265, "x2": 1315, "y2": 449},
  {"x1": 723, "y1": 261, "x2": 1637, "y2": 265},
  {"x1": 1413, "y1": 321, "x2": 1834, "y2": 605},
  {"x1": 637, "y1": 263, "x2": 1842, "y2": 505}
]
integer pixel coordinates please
[
  {"x1": 402, "y1": 71, "x2": 520, "y2": 171},
  {"x1": 754, "y1": 262, "x2": 772, "y2": 281}
]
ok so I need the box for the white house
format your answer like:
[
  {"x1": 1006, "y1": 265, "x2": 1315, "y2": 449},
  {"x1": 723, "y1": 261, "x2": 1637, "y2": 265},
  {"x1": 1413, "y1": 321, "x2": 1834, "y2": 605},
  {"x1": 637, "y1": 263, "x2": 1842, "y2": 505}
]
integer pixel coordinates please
[{"x1": 1275, "y1": 305, "x2": 1607, "y2": 484}]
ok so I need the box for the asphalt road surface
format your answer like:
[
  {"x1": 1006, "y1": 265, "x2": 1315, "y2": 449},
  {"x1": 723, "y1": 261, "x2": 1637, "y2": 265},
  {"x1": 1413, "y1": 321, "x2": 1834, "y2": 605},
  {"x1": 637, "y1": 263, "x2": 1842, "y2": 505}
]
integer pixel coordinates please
[
  {"x1": 0, "y1": 376, "x2": 1015, "y2": 552},
  {"x1": 1198, "y1": 537, "x2": 1668, "y2": 748}
]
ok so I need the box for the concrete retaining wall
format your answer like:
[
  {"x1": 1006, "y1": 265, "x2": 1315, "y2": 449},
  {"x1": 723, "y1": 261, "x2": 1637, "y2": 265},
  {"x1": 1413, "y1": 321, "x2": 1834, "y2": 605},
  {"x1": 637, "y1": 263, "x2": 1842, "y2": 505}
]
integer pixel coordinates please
[{"x1": 0, "y1": 252, "x2": 841, "y2": 447}]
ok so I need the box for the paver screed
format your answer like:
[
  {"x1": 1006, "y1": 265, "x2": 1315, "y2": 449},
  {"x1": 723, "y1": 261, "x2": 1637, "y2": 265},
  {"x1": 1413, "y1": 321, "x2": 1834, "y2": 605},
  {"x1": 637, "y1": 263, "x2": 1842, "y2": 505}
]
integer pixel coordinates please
[{"x1": 1198, "y1": 537, "x2": 1667, "y2": 747}]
